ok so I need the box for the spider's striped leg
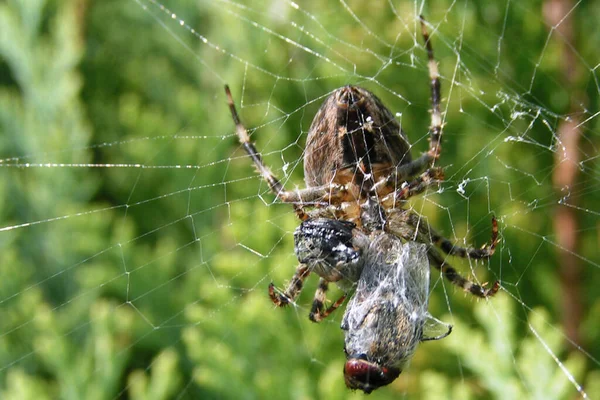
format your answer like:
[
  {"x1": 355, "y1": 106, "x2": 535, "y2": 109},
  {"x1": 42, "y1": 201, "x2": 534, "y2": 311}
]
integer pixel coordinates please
[
  {"x1": 378, "y1": 167, "x2": 444, "y2": 207},
  {"x1": 427, "y1": 246, "x2": 500, "y2": 298},
  {"x1": 226, "y1": 85, "x2": 350, "y2": 218},
  {"x1": 390, "y1": 213, "x2": 499, "y2": 298},
  {"x1": 393, "y1": 153, "x2": 435, "y2": 182},
  {"x1": 420, "y1": 16, "x2": 443, "y2": 160},
  {"x1": 411, "y1": 213, "x2": 499, "y2": 259},
  {"x1": 269, "y1": 264, "x2": 311, "y2": 306},
  {"x1": 226, "y1": 85, "x2": 307, "y2": 219},
  {"x1": 433, "y1": 216, "x2": 499, "y2": 259},
  {"x1": 374, "y1": 16, "x2": 443, "y2": 188},
  {"x1": 309, "y1": 278, "x2": 346, "y2": 323}
]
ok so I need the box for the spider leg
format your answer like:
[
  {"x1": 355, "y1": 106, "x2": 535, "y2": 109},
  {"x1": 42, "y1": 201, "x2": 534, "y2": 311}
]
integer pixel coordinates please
[
  {"x1": 226, "y1": 85, "x2": 355, "y2": 218},
  {"x1": 226, "y1": 86, "x2": 285, "y2": 201},
  {"x1": 281, "y1": 183, "x2": 352, "y2": 205},
  {"x1": 378, "y1": 167, "x2": 444, "y2": 207},
  {"x1": 394, "y1": 153, "x2": 436, "y2": 183},
  {"x1": 268, "y1": 264, "x2": 311, "y2": 306},
  {"x1": 367, "y1": 17, "x2": 443, "y2": 192},
  {"x1": 427, "y1": 246, "x2": 500, "y2": 298},
  {"x1": 412, "y1": 214, "x2": 499, "y2": 259},
  {"x1": 433, "y1": 216, "x2": 499, "y2": 259},
  {"x1": 309, "y1": 278, "x2": 347, "y2": 323},
  {"x1": 388, "y1": 211, "x2": 499, "y2": 298},
  {"x1": 420, "y1": 16, "x2": 443, "y2": 160}
]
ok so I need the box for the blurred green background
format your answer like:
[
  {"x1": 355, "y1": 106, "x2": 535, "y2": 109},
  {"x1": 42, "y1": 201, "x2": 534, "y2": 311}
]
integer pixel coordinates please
[{"x1": 0, "y1": 0, "x2": 599, "y2": 399}]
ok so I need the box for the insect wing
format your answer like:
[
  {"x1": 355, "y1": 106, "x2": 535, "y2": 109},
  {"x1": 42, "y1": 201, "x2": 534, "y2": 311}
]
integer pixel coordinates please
[{"x1": 422, "y1": 314, "x2": 453, "y2": 341}]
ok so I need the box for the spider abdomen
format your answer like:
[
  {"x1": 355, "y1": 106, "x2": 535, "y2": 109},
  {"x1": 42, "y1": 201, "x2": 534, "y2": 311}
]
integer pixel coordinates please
[{"x1": 304, "y1": 86, "x2": 412, "y2": 192}]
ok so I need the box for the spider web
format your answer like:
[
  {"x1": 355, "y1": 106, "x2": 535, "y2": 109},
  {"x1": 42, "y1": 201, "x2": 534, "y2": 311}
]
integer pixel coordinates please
[{"x1": 0, "y1": 0, "x2": 598, "y2": 398}]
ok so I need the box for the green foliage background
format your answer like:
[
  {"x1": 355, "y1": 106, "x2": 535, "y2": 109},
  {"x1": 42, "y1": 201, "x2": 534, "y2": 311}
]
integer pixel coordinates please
[{"x1": 0, "y1": 0, "x2": 598, "y2": 399}]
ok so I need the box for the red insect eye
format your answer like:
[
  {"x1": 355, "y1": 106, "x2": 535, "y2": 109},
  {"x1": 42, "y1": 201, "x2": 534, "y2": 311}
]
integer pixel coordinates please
[{"x1": 343, "y1": 358, "x2": 401, "y2": 394}]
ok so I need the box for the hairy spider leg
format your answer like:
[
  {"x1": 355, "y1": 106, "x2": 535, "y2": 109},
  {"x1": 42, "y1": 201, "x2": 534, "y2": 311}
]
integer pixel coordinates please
[
  {"x1": 431, "y1": 216, "x2": 499, "y2": 259},
  {"x1": 269, "y1": 265, "x2": 347, "y2": 320},
  {"x1": 268, "y1": 264, "x2": 311, "y2": 306},
  {"x1": 369, "y1": 16, "x2": 444, "y2": 196},
  {"x1": 428, "y1": 246, "x2": 500, "y2": 298},
  {"x1": 309, "y1": 278, "x2": 347, "y2": 323},
  {"x1": 420, "y1": 15, "x2": 443, "y2": 160},
  {"x1": 410, "y1": 214, "x2": 500, "y2": 260},
  {"x1": 378, "y1": 167, "x2": 444, "y2": 208},
  {"x1": 225, "y1": 85, "x2": 353, "y2": 219},
  {"x1": 388, "y1": 212, "x2": 500, "y2": 297}
]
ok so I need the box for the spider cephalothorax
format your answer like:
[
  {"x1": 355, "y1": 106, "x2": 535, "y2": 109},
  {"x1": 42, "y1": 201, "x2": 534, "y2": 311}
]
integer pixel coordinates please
[{"x1": 225, "y1": 16, "x2": 499, "y2": 326}]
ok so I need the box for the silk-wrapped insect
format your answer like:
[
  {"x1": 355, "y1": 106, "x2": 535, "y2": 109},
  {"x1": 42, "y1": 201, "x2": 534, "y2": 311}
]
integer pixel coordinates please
[{"x1": 341, "y1": 234, "x2": 452, "y2": 393}]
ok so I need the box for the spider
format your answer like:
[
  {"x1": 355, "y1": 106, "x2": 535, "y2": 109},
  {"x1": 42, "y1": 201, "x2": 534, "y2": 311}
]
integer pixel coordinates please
[{"x1": 225, "y1": 16, "x2": 499, "y2": 324}]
